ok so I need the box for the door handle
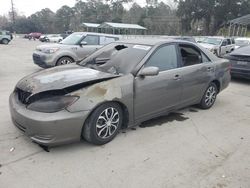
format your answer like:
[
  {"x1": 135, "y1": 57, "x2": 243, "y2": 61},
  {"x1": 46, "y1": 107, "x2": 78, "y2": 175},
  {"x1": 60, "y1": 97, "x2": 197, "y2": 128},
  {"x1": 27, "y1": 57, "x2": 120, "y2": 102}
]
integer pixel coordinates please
[{"x1": 173, "y1": 74, "x2": 181, "y2": 81}]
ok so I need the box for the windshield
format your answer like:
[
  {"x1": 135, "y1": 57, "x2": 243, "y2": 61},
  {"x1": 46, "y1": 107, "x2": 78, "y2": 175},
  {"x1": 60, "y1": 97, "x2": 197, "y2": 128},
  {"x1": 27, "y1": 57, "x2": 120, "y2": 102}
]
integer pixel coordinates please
[
  {"x1": 79, "y1": 42, "x2": 152, "y2": 74},
  {"x1": 202, "y1": 38, "x2": 222, "y2": 45},
  {"x1": 235, "y1": 39, "x2": 250, "y2": 46},
  {"x1": 60, "y1": 33, "x2": 84, "y2": 45}
]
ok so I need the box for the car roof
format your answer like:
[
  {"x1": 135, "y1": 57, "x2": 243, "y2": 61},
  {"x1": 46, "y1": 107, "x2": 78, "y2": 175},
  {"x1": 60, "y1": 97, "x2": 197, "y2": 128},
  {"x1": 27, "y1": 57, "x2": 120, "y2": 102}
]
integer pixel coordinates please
[
  {"x1": 114, "y1": 38, "x2": 196, "y2": 46},
  {"x1": 206, "y1": 36, "x2": 225, "y2": 39},
  {"x1": 72, "y1": 32, "x2": 120, "y2": 38},
  {"x1": 235, "y1": 37, "x2": 250, "y2": 41}
]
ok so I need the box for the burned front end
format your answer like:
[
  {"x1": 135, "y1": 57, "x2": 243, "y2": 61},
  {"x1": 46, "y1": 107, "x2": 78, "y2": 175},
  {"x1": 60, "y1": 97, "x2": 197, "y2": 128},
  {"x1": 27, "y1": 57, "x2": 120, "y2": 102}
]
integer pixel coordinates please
[
  {"x1": 9, "y1": 64, "x2": 124, "y2": 146},
  {"x1": 9, "y1": 87, "x2": 89, "y2": 146}
]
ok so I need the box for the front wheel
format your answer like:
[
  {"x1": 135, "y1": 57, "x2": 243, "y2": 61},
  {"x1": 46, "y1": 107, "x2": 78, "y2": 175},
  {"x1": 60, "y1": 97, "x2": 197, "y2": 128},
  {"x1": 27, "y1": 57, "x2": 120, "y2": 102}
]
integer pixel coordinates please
[
  {"x1": 56, "y1": 57, "x2": 73, "y2": 66},
  {"x1": 83, "y1": 102, "x2": 123, "y2": 145},
  {"x1": 2, "y1": 38, "x2": 9, "y2": 44},
  {"x1": 199, "y1": 83, "x2": 218, "y2": 109}
]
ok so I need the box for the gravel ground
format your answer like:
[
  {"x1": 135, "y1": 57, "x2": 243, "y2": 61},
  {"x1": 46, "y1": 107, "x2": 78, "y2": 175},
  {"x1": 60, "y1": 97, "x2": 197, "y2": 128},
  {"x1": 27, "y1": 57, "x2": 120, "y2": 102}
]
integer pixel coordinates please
[{"x1": 0, "y1": 38, "x2": 250, "y2": 188}]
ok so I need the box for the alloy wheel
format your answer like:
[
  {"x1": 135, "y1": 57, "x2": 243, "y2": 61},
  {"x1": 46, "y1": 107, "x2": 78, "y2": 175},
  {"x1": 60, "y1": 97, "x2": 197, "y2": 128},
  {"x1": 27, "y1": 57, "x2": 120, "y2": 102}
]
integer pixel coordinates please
[
  {"x1": 205, "y1": 86, "x2": 217, "y2": 107},
  {"x1": 58, "y1": 58, "x2": 73, "y2": 65},
  {"x1": 96, "y1": 107, "x2": 120, "y2": 139}
]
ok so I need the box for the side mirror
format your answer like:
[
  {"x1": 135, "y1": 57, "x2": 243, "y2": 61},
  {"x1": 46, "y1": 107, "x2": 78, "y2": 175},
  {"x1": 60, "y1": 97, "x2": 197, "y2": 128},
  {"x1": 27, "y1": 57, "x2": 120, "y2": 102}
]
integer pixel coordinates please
[
  {"x1": 80, "y1": 41, "x2": 87, "y2": 46},
  {"x1": 139, "y1": 66, "x2": 159, "y2": 77}
]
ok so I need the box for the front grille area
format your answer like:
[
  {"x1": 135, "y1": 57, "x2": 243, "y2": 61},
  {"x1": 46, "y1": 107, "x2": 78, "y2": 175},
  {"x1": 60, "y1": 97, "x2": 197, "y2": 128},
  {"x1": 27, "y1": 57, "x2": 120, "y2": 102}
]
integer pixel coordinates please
[
  {"x1": 15, "y1": 87, "x2": 32, "y2": 104},
  {"x1": 32, "y1": 54, "x2": 48, "y2": 68},
  {"x1": 231, "y1": 55, "x2": 250, "y2": 62}
]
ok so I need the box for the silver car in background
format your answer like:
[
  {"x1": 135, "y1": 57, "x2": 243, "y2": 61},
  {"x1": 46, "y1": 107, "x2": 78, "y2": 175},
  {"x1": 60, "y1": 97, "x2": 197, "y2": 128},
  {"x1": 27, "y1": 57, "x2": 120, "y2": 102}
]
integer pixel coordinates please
[
  {"x1": 10, "y1": 39, "x2": 231, "y2": 146},
  {"x1": 32, "y1": 32, "x2": 120, "y2": 68},
  {"x1": 199, "y1": 37, "x2": 235, "y2": 57}
]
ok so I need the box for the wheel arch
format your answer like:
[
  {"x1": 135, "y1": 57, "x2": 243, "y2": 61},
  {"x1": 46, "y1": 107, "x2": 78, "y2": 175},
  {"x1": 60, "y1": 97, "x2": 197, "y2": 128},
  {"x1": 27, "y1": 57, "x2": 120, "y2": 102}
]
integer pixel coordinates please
[
  {"x1": 1, "y1": 38, "x2": 10, "y2": 43},
  {"x1": 211, "y1": 79, "x2": 221, "y2": 93}
]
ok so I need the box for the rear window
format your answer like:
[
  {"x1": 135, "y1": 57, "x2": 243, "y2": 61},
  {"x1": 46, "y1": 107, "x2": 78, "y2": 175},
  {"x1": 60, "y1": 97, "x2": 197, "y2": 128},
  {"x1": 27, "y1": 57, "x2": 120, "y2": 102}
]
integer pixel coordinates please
[{"x1": 100, "y1": 36, "x2": 117, "y2": 45}]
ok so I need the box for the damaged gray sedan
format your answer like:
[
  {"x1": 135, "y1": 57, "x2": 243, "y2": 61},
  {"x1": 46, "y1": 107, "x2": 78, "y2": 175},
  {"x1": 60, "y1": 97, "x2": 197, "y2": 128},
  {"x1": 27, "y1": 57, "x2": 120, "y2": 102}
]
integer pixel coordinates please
[{"x1": 9, "y1": 39, "x2": 231, "y2": 146}]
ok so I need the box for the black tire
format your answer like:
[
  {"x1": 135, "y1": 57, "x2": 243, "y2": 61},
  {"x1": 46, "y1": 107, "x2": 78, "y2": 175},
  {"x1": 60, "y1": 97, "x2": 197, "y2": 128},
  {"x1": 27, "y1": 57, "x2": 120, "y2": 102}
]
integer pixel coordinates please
[
  {"x1": 199, "y1": 82, "x2": 218, "y2": 109},
  {"x1": 83, "y1": 102, "x2": 123, "y2": 145},
  {"x1": 56, "y1": 56, "x2": 74, "y2": 66},
  {"x1": 2, "y1": 38, "x2": 9, "y2": 45}
]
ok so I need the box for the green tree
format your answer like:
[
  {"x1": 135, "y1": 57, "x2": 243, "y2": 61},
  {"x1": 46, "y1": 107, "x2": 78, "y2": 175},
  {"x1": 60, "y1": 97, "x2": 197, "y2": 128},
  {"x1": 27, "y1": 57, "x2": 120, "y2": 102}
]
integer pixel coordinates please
[
  {"x1": 54, "y1": 6, "x2": 74, "y2": 32},
  {"x1": 175, "y1": 0, "x2": 250, "y2": 35}
]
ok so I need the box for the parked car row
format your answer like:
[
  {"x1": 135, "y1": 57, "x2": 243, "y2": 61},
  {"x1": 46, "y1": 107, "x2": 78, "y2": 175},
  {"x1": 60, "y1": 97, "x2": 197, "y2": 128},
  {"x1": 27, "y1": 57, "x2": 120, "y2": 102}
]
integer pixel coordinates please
[
  {"x1": 24, "y1": 31, "x2": 73, "y2": 42},
  {"x1": 31, "y1": 32, "x2": 250, "y2": 79}
]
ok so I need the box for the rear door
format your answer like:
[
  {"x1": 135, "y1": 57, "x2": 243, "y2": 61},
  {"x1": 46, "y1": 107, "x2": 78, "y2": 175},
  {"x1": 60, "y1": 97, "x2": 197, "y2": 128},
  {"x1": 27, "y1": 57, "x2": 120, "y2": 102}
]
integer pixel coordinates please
[
  {"x1": 177, "y1": 43, "x2": 215, "y2": 106},
  {"x1": 134, "y1": 44, "x2": 182, "y2": 121},
  {"x1": 75, "y1": 34, "x2": 100, "y2": 60}
]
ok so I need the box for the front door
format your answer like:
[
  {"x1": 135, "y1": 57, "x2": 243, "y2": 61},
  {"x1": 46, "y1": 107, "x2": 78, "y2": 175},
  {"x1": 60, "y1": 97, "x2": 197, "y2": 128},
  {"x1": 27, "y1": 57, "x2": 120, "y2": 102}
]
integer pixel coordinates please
[
  {"x1": 134, "y1": 44, "x2": 182, "y2": 121},
  {"x1": 75, "y1": 35, "x2": 101, "y2": 60}
]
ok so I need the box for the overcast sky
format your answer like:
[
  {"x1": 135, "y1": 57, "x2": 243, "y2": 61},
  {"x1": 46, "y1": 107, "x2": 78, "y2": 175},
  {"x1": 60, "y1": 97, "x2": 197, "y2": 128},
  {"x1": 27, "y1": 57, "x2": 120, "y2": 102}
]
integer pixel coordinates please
[{"x1": 0, "y1": 0, "x2": 155, "y2": 16}]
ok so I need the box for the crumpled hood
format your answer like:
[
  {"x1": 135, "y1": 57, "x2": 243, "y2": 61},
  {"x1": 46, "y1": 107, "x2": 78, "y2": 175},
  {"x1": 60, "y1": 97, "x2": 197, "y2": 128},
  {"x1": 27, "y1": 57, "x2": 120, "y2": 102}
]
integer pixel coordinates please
[
  {"x1": 16, "y1": 64, "x2": 118, "y2": 94},
  {"x1": 199, "y1": 43, "x2": 218, "y2": 50}
]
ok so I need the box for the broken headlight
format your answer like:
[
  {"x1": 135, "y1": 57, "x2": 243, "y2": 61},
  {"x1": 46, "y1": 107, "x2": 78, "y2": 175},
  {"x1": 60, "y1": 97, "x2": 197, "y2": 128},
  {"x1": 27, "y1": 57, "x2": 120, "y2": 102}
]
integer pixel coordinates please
[{"x1": 27, "y1": 96, "x2": 79, "y2": 113}]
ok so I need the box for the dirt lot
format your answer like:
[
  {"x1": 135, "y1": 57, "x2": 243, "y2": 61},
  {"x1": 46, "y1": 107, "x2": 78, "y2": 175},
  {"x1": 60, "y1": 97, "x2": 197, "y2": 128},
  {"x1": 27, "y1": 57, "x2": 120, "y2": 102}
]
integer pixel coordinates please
[{"x1": 0, "y1": 38, "x2": 250, "y2": 188}]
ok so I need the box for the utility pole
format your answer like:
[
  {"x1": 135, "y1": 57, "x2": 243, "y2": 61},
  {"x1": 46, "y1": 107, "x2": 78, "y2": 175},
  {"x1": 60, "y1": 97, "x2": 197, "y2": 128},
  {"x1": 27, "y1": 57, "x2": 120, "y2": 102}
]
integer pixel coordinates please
[
  {"x1": 11, "y1": 0, "x2": 15, "y2": 23},
  {"x1": 11, "y1": 0, "x2": 15, "y2": 32}
]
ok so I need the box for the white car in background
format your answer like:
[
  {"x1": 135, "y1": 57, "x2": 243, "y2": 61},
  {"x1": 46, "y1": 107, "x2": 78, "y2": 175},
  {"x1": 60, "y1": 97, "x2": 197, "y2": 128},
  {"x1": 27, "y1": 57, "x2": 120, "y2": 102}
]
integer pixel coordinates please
[
  {"x1": 45, "y1": 34, "x2": 63, "y2": 43},
  {"x1": 234, "y1": 37, "x2": 250, "y2": 49},
  {"x1": 199, "y1": 37, "x2": 235, "y2": 57}
]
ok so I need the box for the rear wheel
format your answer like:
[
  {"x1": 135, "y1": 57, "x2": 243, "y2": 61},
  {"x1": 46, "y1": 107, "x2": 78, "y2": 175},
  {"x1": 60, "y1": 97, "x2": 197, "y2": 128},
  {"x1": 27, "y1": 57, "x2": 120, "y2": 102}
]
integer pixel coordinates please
[
  {"x1": 199, "y1": 83, "x2": 218, "y2": 109},
  {"x1": 83, "y1": 102, "x2": 123, "y2": 145},
  {"x1": 56, "y1": 57, "x2": 74, "y2": 66},
  {"x1": 2, "y1": 38, "x2": 9, "y2": 45}
]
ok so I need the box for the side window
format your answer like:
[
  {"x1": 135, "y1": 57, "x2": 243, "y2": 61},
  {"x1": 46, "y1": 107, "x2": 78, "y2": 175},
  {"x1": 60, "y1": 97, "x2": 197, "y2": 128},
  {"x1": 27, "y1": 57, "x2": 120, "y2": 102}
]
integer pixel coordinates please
[
  {"x1": 222, "y1": 39, "x2": 227, "y2": 46},
  {"x1": 0, "y1": 31, "x2": 2, "y2": 35},
  {"x1": 145, "y1": 45, "x2": 178, "y2": 72},
  {"x1": 227, "y1": 39, "x2": 231, "y2": 45},
  {"x1": 99, "y1": 36, "x2": 116, "y2": 45},
  {"x1": 179, "y1": 44, "x2": 202, "y2": 67},
  {"x1": 83, "y1": 35, "x2": 99, "y2": 45},
  {"x1": 231, "y1": 38, "x2": 235, "y2": 44},
  {"x1": 201, "y1": 52, "x2": 211, "y2": 63}
]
